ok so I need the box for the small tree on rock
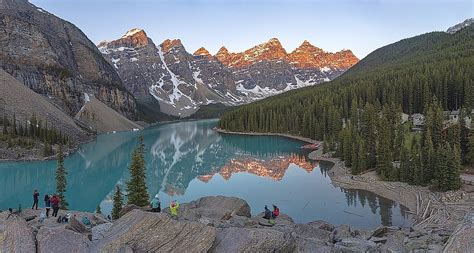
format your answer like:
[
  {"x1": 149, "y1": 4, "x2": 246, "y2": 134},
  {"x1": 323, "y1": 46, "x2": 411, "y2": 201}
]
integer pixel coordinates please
[{"x1": 112, "y1": 185, "x2": 123, "y2": 220}]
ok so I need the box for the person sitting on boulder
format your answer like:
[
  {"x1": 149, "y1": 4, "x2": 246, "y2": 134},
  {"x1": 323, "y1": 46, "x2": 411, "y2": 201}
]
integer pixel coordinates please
[
  {"x1": 170, "y1": 200, "x2": 179, "y2": 217},
  {"x1": 151, "y1": 194, "x2": 161, "y2": 213},
  {"x1": 263, "y1": 205, "x2": 272, "y2": 219},
  {"x1": 272, "y1": 205, "x2": 280, "y2": 218}
]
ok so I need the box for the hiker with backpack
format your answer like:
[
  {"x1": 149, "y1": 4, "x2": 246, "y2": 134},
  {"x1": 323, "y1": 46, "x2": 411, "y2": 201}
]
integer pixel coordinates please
[
  {"x1": 151, "y1": 194, "x2": 161, "y2": 212},
  {"x1": 50, "y1": 194, "x2": 60, "y2": 217},
  {"x1": 44, "y1": 194, "x2": 51, "y2": 217},
  {"x1": 170, "y1": 200, "x2": 179, "y2": 217}
]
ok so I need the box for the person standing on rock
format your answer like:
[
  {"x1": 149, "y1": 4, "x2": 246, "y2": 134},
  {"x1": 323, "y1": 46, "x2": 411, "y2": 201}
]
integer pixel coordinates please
[
  {"x1": 170, "y1": 200, "x2": 179, "y2": 217},
  {"x1": 44, "y1": 194, "x2": 51, "y2": 217},
  {"x1": 32, "y1": 189, "x2": 40, "y2": 210},
  {"x1": 51, "y1": 194, "x2": 60, "y2": 217},
  {"x1": 151, "y1": 194, "x2": 161, "y2": 212}
]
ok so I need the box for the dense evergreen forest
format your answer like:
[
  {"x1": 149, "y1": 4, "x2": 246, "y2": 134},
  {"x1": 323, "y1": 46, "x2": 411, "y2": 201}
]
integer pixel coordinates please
[
  {"x1": 219, "y1": 25, "x2": 474, "y2": 191},
  {"x1": 0, "y1": 113, "x2": 70, "y2": 157}
]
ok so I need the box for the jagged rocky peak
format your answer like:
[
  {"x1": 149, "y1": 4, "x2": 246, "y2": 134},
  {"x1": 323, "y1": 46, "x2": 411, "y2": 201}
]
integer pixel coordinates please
[
  {"x1": 215, "y1": 46, "x2": 232, "y2": 64},
  {"x1": 447, "y1": 18, "x2": 474, "y2": 34},
  {"x1": 161, "y1": 39, "x2": 184, "y2": 52},
  {"x1": 292, "y1": 40, "x2": 324, "y2": 54},
  {"x1": 247, "y1": 37, "x2": 287, "y2": 59},
  {"x1": 98, "y1": 28, "x2": 150, "y2": 49},
  {"x1": 193, "y1": 47, "x2": 212, "y2": 59}
]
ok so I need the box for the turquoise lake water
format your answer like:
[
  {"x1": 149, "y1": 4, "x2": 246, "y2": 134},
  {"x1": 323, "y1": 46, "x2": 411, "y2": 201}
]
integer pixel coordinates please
[{"x1": 0, "y1": 119, "x2": 410, "y2": 228}]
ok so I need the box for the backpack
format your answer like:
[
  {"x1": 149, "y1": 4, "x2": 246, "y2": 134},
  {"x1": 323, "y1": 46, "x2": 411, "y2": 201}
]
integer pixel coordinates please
[{"x1": 82, "y1": 217, "x2": 91, "y2": 226}]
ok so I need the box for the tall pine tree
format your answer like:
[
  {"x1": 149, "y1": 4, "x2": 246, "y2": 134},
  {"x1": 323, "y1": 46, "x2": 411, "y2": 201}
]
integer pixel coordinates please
[
  {"x1": 126, "y1": 136, "x2": 149, "y2": 207},
  {"x1": 56, "y1": 144, "x2": 68, "y2": 209}
]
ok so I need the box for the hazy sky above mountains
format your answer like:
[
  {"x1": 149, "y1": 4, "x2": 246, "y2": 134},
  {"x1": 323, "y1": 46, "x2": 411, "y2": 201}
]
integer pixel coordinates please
[{"x1": 31, "y1": 0, "x2": 472, "y2": 58}]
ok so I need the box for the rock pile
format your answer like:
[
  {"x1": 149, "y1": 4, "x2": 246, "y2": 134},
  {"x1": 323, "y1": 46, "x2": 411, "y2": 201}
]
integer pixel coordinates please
[{"x1": 0, "y1": 196, "x2": 463, "y2": 252}]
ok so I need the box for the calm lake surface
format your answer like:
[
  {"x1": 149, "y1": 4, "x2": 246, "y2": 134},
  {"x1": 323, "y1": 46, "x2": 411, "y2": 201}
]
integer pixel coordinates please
[{"x1": 0, "y1": 119, "x2": 410, "y2": 228}]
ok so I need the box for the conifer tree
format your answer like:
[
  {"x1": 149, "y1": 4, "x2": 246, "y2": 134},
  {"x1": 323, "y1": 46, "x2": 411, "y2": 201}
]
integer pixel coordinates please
[
  {"x1": 358, "y1": 141, "x2": 367, "y2": 173},
  {"x1": 376, "y1": 115, "x2": 393, "y2": 179},
  {"x1": 95, "y1": 205, "x2": 102, "y2": 214},
  {"x1": 112, "y1": 185, "x2": 123, "y2": 220},
  {"x1": 466, "y1": 131, "x2": 474, "y2": 166},
  {"x1": 126, "y1": 136, "x2": 149, "y2": 207},
  {"x1": 56, "y1": 144, "x2": 68, "y2": 209},
  {"x1": 399, "y1": 146, "x2": 410, "y2": 182},
  {"x1": 351, "y1": 139, "x2": 359, "y2": 174}
]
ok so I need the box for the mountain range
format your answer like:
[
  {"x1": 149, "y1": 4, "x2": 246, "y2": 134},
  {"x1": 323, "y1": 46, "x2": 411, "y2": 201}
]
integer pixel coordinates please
[
  {"x1": 0, "y1": 0, "x2": 470, "y2": 143},
  {"x1": 98, "y1": 29, "x2": 359, "y2": 116}
]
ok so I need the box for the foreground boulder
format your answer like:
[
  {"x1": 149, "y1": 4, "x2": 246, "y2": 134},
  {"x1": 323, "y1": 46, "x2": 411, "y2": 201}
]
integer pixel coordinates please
[
  {"x1": 164, "y1": 196, "x2": 251, "y2": 223},
  {"x1": 1, "y1": 214, "x2": 36, "y2": 252},
  {"x1": 90, "y1": 209, "x2": 217, "y2": 252},
  {"x1": 211, "y1": 227, "x2": 296, "y2": 252},
  {"x1": 37, "y1": 227, "x2": 91, "y2": 253}
]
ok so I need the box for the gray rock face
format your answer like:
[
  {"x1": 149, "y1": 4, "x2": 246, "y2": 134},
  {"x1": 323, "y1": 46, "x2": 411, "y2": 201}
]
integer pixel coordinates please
[
  {"x1": 90, "y1": 209, "x2": 217, "y2": 253},
  {"x1": 37, "y1": 227, "x2": 91, "y2": 253},
  {"x1": 99, "y1": 32, "x2": 240, "y2": 117},
  {"x1": 0, "y1": 0, "x2": 136, "y2": 119},
  {"x1": 447, "y1": 18, "x2": 474, "y2": 34},
  {"x1": 211, "y1": 227, "x2": 296, "y2": 252},
  {"x1": 99, "y1": 30, "x2": 358, "y2": 117},
  {"x1": 1, "y1": 214, "x2": 36, "y2": 253}
]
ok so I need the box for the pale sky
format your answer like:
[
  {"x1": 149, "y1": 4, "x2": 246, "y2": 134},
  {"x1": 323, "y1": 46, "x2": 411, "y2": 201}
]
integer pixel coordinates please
[{"x1": 30, "y1": 0, "x2": 472, "y2": 58}]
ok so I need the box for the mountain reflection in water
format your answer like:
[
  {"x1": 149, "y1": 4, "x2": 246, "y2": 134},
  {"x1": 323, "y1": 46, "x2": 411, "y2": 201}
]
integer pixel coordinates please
[{"x1": 0, "y1": 119, "x2": 410, "y2": 228}]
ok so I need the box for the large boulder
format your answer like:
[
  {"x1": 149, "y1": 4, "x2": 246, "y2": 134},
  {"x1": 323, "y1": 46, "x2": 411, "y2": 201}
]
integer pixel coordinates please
[
  {"x1": 90, "y1": 209, "x2": 216, "y2": 253},
  {"x1": 1, "y1": 214, "x2": 36, "y2": 253},
  {"x1": 37, "y1": 227, "x2": 91, "y2": 253},
  {"x1": 195, "y1": 196, "x2": 251, "y2": 218},
  {"x1": 164, "y1": 196, "x2": 251, "y2": 223},
  {"x1": 211, "y1": 227, "x2": 296, "y2": 252}
]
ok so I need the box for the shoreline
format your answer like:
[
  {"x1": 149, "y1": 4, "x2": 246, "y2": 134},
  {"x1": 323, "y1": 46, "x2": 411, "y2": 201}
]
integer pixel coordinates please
[{"x1": 215, "y1": 128, "x2": 473, "y2": 232}]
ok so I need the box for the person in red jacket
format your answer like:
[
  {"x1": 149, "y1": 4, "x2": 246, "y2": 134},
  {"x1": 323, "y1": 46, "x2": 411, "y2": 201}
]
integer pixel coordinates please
[
  {"x1": 272, "y1": 204, "x2": 280, "y2": 219},
  {"x1": 50, "y1": 195, "x2": 61, "y2": 217}
]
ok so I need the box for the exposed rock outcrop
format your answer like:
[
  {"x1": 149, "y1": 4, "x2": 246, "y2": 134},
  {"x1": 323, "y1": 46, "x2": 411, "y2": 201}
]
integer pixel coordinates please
[
  {"x1": 211, "y1": 227, "x2": 296, "y2": 252},
  {"x1": 90, "y1": 210, "x2": 217, "y2": 253},
  {"x1": 1, "y1": 214, "x2": 36, "y2": 253},
  {"x1": 0, "y1": 0, "x2": 136, "y2": 119},
  {"x1": 37, "y1": 227, "x2": 91, "y2": 253}
]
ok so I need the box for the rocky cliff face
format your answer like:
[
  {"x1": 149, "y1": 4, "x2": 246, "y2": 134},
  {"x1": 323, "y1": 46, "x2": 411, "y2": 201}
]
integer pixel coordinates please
[
  {"x1": 0, "y1": 0, "x2": 136, "y2": 119},
  {"x1": 99, "y1": 29, "x2": 240, "y2": 117},
  {"x1": 100, "y1": 29, "x2": 359, "y2": 117}
]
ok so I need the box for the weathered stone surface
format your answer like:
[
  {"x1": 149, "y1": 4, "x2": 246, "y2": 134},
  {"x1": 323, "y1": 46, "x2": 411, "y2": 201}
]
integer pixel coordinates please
[
  {"x1": 65, "y1": 216, "x2": 90, "y2": 234},
  {"x1": 163, "y1": 196, "x2": 251, "y2": 224},
  {"x1": 1, "y1": 214, "x2": 36, "y2": 253},
  {"x1": 91, "y1": 209, "x2": 216, "y2": 253},
  {"x1": 192, "y1": 196, "x2": 251, "y2": 218},
  {"x1": 334, "y1": 237, "x2": 378, "y2": 253},
  {"x1": 37, "y1": 227, "x2": 91, "y2": 253},
  {"x1": 91, "y1": 223, "x2": 113, "y2": 241},
  {"x1": 119, "y1": 204, "x2": 141, "y2": 217},
  {"x1": 211, "y1": 227, "x2": 296, "y2": 252},
  {"x1": 0, "y1": 0, "x2": 136, "y2": 119}
]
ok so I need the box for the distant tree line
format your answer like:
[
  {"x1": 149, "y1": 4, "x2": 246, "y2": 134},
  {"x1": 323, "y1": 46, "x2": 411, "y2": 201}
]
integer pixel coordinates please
[
  {"x1": 0, "y1": 112, "x2": 70, "y2": 156},
  {"x1": 219, "y1": 25, "x2": 474, "y2": 191}
]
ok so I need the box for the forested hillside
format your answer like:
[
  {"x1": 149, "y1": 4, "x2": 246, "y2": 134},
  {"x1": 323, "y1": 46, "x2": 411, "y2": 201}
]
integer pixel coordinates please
[{"x1": 219, "y1": 24, "x2": 474, "y2": 191}]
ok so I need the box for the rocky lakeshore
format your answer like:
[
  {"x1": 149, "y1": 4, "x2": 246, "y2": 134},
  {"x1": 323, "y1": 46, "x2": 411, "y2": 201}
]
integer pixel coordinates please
[
  {"x1": 1, "y1": 195, "x2": 471, "y2": 252},
  {"x1": 215, "y1": 129, "x2": 474, "y2": 252}
]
